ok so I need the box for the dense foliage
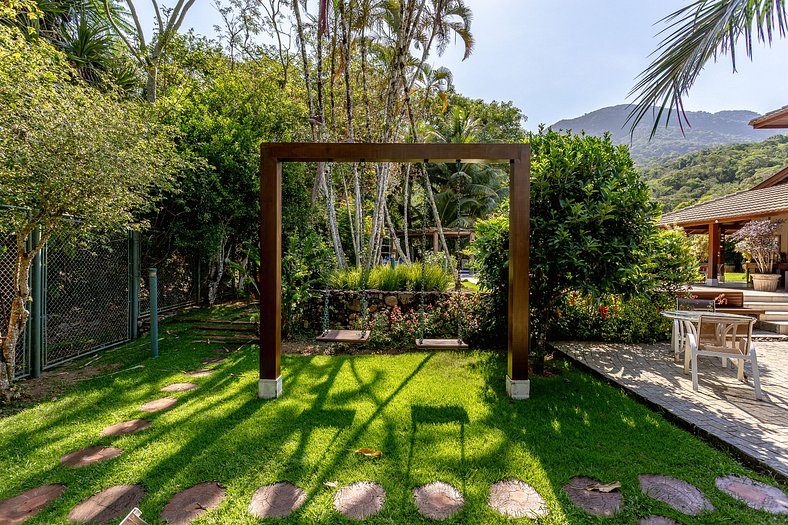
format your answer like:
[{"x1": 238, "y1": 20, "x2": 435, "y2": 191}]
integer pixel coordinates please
[
  {"x1": 473, "y1": 129, "x2": 674, "y2": 366},
  {"x1": 644, "y1": 134, "x2": 788, "y2": 212}
]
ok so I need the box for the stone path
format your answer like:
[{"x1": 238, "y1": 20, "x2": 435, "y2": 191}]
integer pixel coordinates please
[
  {"x1": 333, "y1": 482, "x2": 385, "y2": 520},
  {"x1": 0, "y1": 484, "x2": 65, "y2": 524},
  {"x1": 67, "y1": 485, "x2": 145, "y2": 523},
  {"x1": 183, "y1": 368, "x2": 213, "y2": 377},
  {"x1": 160, "y1": 382, "x2": 198, "y2": 392},
  {"x1": 716, "y1": 475, "x2": 788, "y2": 513},
  {"x1": 248, "y1": 482, "x2": 306, "y2": 519},
  {"x1": 140, "y1": 397, "x2": 178, "y2": 412},
  {"x1": 554, "y1": 340, "x2": 788, "y2": 478},
  {"x1": 639, "y1": 474, "x2": 714, "y2": 515},
  {"x1": 562, "y1": 477, "x2": 622, "y2": 516},
  {"x1": 60, "y1": 446, "x2": 122, "y2": 467},
  {"x1": 99, "y1": 419, "x2": 150, "y2": 437},
  {"x1": 160, "y1": 482, "x2": 226, "y2": 525},
  {"x1": 413, "y1": 481, "x2": 464, "y2": 520},
  {"x1": 488, "y1": 479, "x2": 548, "y2": 519},
  {"x1": 640, "y1": 517, "x2": 678, "y2": 525}
]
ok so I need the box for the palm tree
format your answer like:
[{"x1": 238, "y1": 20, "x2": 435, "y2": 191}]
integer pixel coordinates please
[{"x1": 628, "y1": 0, "x2": 787, "y2": 136}]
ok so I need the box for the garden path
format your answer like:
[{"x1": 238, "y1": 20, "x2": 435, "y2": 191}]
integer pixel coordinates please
[{"x1": 553, "y1": 340, "x2": 788, "y2": 480}]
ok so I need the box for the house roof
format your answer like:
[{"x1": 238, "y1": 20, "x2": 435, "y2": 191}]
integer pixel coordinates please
[
  {"x1": 749, "y1": 106, "x2": 788, "y2": 129},
  {"x1": 658, "y1": 183, "x2": 788, "y2": 227}
]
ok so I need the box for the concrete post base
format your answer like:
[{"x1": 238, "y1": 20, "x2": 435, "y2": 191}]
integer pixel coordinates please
[
  {"x1": 506, "y1": 375, "x2": 530, "y2": 400},
  {"x1": 258, "y1": 376, "x2": 282, "y2": 399},
  {"x1": 705, "y1": 278, "x2": 719, "y2": 286}
]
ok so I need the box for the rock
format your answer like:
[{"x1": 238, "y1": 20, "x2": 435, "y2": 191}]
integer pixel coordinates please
[
  {"x1": 399, "y1": 293, "x2": 415, "y2": 305},
  {"x1": 384, "y1": 296, "x2": 398, "y2": 307}
]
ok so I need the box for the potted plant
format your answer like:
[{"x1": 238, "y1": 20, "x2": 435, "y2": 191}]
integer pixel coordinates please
[{"x1": 731, "y1": 220, "x2": 782, "y2": 291}]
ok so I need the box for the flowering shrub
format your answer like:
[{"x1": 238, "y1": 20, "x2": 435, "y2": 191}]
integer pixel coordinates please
[
  {"x1": 552, "y1": 292, "x2": 673, "y2": 344},
  {"x1": 731, "y1": 220, "x2": 782, "y2": 273},
  {"x1": 353, "y1": 293, "x2": 483, "y2": 349}
]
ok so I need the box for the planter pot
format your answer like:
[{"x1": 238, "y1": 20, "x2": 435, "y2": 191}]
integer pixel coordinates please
[{"x1": 751, "y1": 273, "x2": 781, "y2": 292}]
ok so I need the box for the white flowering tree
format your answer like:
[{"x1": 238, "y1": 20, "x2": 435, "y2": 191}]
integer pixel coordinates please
[{"x1": 731, "y1": 220, "x2": 781, "y2": 274}]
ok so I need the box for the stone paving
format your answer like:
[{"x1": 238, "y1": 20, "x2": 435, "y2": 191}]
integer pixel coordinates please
[
  {"x1": 639, "y1": 474, "x2": 714, "y2": 515},
  {"x1": 0, "y1": 484, "x2": 65, "y2": 524},
  {"x1": 333, "y1": 481, "x2": 386, "y2": 520},
  {"x1": 139, "y1": 397, "x2": 178, "y2": 412},
  {"x1": 160, "y1": 382, "x2": 198, "y2": 392},
  {"x1": 562, "y1": 477, "x2": 622, "y2": 517},
  {"x1": 160, "y1": 481, "x2": 226, "y2": 525},
  {"x1": 554, "y1": 340, "x2": 788, "y2": 479},
  {"x1": 99, "y1": 418, "x2": 150, "y2": 437},
  {"x1": 59, "y1": 446, "x2": 123, "y2": 467},
  {"x1": 413, "y1": 481, "x2": 464, "y2": 520},
  {"x1": 248, "y1": 482, "x2": 306, "y2": 519},
  {"x1": 487, "y1": 478, "x2": 548, "y2": 519},
  {"x1": 67, "y1": 485, "x2": 145, "y2": 523}
]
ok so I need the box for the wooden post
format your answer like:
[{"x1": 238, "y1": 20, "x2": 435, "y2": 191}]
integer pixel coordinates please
[
  {"x1": 258, "y1": 151, "x2": 282, "y2": 398},
  {"x1": 708, "y1": 222, "x2": 720, "y2": 285},
  {"x1": 507, "y1": 152, "x2": 531, "y2": 399}
]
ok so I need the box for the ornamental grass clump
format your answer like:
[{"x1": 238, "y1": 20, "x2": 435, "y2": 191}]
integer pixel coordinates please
[{"x1": 731, "y1": 220, "x2": 782, "y2": 274}]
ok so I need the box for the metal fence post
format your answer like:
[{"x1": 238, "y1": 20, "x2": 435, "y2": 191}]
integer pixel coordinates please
[
  {"x1": 129, "y1": 231, "x2": 140, "y2": 340},
  {"x1": 30, "y1": 227, "x2": 42, "y2": 378},
  {"x1": 149, "y1": 268, "x2": 158, "y2": 358}
]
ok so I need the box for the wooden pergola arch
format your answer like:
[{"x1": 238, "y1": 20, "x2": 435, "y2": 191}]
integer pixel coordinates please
[{"x1": 258, "y1": 143, "x2": 532, "y2": 399}]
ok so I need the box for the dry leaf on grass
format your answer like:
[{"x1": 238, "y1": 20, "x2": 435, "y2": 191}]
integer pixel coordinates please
[
  {"x1": 585, "y1": 481, "x2": 621, "y2": 493},
  {"x1": 354, "y1": 448, "x2": 382, "y2": 458},
  {"x1": 323, "y1": 481, "x2": 338, "y2": 489}
]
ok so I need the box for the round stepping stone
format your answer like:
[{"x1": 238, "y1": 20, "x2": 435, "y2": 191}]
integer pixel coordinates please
[
  {"x1": 413, "y1": 481, "x2": 464, "y2": 520},
  {"x1": 201, "y1": 357, "x2": 226, "y2": 365},
  {"x1": 160, "y1": 382, "x2": 198, "y2": 392},
  {"x1": 60, "y1": 446, "x2": 122, "y2": 467},
  {"x1": 639, "y1": 474, "x2": 714, "y2": 515},
  {"x1": 0, "y1": 484, "x2": 66, "y2": 524},
  {"x1": 248, "y1": 482, "x2": 306, "y2": 519},
  {"x1": 67, "y1": 485, "x2": 145, "y2": 523},
  {"x1": 183, "y1": 369, "x2": 213, "y2": 378},
  {"x1": 99, "y1": 419, "x2": 151, "y2": 437},
  {"x1": 488, "y1": 478, "x2": 548, "y2": 519},
  {"x1": 563, "y1": 477, "x2": 622, "y2": 517},
  {"x1": 333, "y1": 482, "x2": 385, "y2": 520},
  {"x1": 140, "y1": 397, "x2": 177, "y2": 412},
  {"x1": 715, "y1": 475, "x2": 788, "y2": 514},
  {"x1": 640, "y1": 517, "x2": 679, "y2": 525},
  {"x1": 160, "y1": 481, "x2": 226, "y2": 524}
]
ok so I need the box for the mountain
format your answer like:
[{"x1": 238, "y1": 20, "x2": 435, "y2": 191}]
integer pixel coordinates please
[
  {"x1": 551, "y1": 104, "x2": 785, "y2": 164},
  {"x1": 642, "y1": 134, "x2": 788, "y2": 212}
]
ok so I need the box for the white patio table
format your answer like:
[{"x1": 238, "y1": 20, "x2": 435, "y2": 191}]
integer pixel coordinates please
[{"x1": 660, "y1": 309, "x2": 754, "y2": 360}]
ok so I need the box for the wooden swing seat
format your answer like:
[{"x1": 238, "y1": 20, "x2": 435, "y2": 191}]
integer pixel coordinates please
[
  {"x1": 415, "y1": 338, "x2": 468, "y2": 349},
  {"x1": 316, "y1": 330, "x2": 371, "y2": 343}
]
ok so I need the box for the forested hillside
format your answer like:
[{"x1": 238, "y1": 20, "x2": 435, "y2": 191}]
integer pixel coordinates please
[
  {"x1": 552, "y1": 105, "x2": 783, "y2": 164},
  {"x1": 642, "y1": 135, "x2": 788, "y2": 212}
]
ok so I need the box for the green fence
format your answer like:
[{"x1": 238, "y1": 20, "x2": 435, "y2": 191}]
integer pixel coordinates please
[{"x1": 0, "y1": 216, "x2": 197, "y2": 379}]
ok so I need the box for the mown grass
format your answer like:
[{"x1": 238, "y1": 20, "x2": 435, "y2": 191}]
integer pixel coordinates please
[{"x1": 0, "y1": 305, "x2": 786, "y2": 524}]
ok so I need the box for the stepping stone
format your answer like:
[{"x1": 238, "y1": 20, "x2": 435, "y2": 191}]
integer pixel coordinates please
[
  {"x1": 200, "y1": 357, "x2": 226, "y2": 365},
  {"x1": 160, "y1": 382, "x2": 198, "y2": 392},
  {"x1": 488, "y1": 478, "x2": 548, "y2": 519},
  {"x1": 67, "y1": 485, "x2": 145, "y2": 523},
  {"x1": 640, "y1": 517, "x2": 678, "y2": 525},
  {"x1": 99, "y1": 419, "x2": 151, "y2": 437},
  {"x1": 60, "y1": 446, "x2": 122, "y2": 467},
  {"x1": 140, "y1": 397, "x2": 177, "y2": 412},
  {"x1": 0, "y1": 484, "x2": 66, "y2": 524},
  {"x1": 160, "y1": 481, "x2": 226, "y2": 524},
  {"x1": 248, "y1": 482, "x2": 306, "y2": 519},
  {"x1": 183, "y1": 369, "x2": 213, "y2": 378},
  {"x1": 639, "y1": 474, "x2": 714, "y2": 515},
  {"x1": 715, "y1": 475, "x2": 788, "y2": 514},
  {"x1": 563, "y1": 477, "x2": 622, "y2": 516},
  {"x1": 413, "y1": 481, "x2": 464, "y2": 520},
  {"x1": 333, "y1": 482, "x2": 385, "y2": 520}
]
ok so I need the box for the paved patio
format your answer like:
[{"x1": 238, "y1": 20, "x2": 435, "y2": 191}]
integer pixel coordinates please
[{"x1": 553, "y1": 340, "x2": 788, "y2": 480}]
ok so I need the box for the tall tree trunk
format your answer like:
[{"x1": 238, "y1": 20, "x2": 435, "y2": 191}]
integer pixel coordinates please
[
  {"x1": 207, "y1": 237, "x2": 228, "y2": 305},
  {"x1": 145, "y1": 63, "x2": 157, "y2": 103},
  {"x1": 384, "y1": 200, "x2": 410, "y2": 264},
  {"x1": 403, "y1": 164, "x2": 412, "y2": 260},
  {"x1": 341, "y1": 174, "x2": 359, "y2": 266}
]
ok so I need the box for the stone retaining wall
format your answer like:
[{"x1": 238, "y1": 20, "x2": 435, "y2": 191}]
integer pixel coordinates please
[{"x1": 304, "y1": 290, "x2": 458, "y2": 330}]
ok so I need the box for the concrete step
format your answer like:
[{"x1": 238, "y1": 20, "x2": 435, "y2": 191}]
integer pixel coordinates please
[
  {"x1": 745, "y1": 301, "x2": 788, "y2": 311},
  {"x1": 744, "y1": 292, "x2": 788, "y2": 303},
  {"x1": 762, "y1": 311, "x2": 788, "y2": 321},
  {"x1": 756, "y1": 320, "x2": 788, "y2": 335}
]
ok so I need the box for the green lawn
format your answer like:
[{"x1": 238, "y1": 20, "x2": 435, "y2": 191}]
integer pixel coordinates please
[{"x1": 1, "y1": 306, "x2": 785, "y2": 524}]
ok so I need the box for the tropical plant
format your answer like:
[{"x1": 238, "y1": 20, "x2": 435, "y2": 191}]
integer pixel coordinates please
[
  {"x1": 0, "y1": 23, "x2": 178, "y2": 398},
  {"x1": 629, "y1": 0, "x2": 788, "y2": 135},
  {"x1": 329, "y1": 263, "x2": 451, "y2": 292},
  {"x1": 730, "y1": 219, "x2": 782, "y2": 273}
]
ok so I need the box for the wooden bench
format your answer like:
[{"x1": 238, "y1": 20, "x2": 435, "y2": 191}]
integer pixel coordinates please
[{"x1": 675, "y1": 291, "x2": 764, "y2": 316}]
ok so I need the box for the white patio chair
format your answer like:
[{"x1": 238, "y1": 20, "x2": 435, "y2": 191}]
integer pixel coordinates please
[
  {"x1": 672, "y1": 298, "x2": 716, "y2": 361},
  {"x1": 679, "y1": 316, "x2": 762, "y2": 400}
]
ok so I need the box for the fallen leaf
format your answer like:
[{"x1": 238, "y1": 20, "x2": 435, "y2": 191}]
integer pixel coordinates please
[
  {"x1": 323, "y1": 481, "x2": 338, "y2": 489},
  {"x1": 354, "y1": 448, "x2": 382, "y2": 458},
  {"x1": 585, "y1": 481, "x2": 621, "y2": 493}
]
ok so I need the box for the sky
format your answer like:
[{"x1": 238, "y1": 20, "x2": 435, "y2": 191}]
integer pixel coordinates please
[{"x1": 138, "y1": 0, "x2": 788, "y2": 131}]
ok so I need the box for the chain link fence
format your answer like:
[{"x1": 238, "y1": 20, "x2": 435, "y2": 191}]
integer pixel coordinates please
[
  {"x1": 42, "y1": 233, "x2": 131, "y2": 368},
  {"x1": 1, "y1": 232, "x2": 29, "y2": 378},
  {"x1": 1, "y1": 213, "x2": 199, "y2": 377}
]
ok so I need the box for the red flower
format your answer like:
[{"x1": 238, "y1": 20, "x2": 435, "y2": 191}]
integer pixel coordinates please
[{"x1": 598, "y1": 305, "x2": 609, "y2": 319}]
